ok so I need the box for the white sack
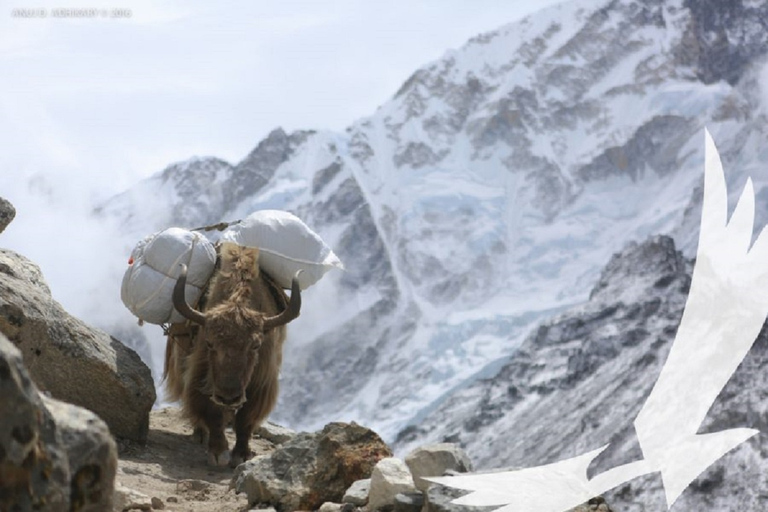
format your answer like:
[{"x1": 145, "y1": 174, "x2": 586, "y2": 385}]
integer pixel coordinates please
[
  {"x1": 121, "y1": 227, "x2": 217, "y2": 325},
  {"x1": 221, "y1": 210, "x2": 343, "y2": 290}
]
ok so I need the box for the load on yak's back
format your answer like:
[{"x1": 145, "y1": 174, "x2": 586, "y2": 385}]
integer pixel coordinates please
[
  {"x1": 121, "y1": 209, "x2": 343, "y2": 327},
  {"x1": 120, "y1": 209, "x2": 343, "y2": 467}
]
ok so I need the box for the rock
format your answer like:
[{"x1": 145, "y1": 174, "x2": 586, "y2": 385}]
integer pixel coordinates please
[
  {"x1": 254, "y1": 420, "x2": 296, "y2": 445},
  {"x1": 0, "y1": 196, "x2": 15, "y2": 234},
  {"x1": 113, "y1": 484, "x2": 152, "y2": 511},
  {"x1": 423, "y1": 485, "x2": 613, "y2": 512},
  {"x1": 342, "y1": 478, "x2": 370, "y2": 506},
  {"x1": 679, "y1": 0, "x2": 768, "y2": 85},
  {"x1": 424, "y1": 484, "x2": 484, "y2": 512},
  {"x1": 151, "y1": 496, "x2": 165, "y2": 509},
  {"x1": 175, "y1": 479, "x2": 212, "y2": 501},
  {"x1": 233, "y1": 422, "x2": 392, "y2": 511},
  {"x1": 589, "y1": 235, "x2": 688, "y2": 304},
  {"x1": 0, "y1": 249, "x2": 155, "y2": 442},
  {"x1": 0, "y1": 332, "x2": 117, "y2": 511},
  {"x1": 368, "y1": 458, "x2": 417, "y2": 512},
  {"x1": 318, "y1": 502, "x2": 343, "y2": 512},
  {"x1": 422, "y1": 485, "x2": 499, "y2": 512},
  {"x1": 394, "y1": 492, "x2": 424, "y2": 512},
  {"x1": 405, "y1": 443, "x2": 473, "y2": 492},
  {"x1": 569, "y1": 496, "x2": 613, "y2": 512},
  {"x1": 44, "y1": 396, "x2": 118, "y2": 510}
]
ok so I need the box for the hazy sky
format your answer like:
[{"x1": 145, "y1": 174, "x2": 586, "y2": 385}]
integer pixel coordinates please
[
  {"x1": 0, "y1": 0, "x2": 562, "y2": 319},
  {"x1": 0, "y1": 0, "x2": 563, "y2": 196}
]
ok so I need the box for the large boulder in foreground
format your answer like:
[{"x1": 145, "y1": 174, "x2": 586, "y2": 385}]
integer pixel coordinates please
[
  {"x1": 0, "y1": 249, "x2": 155, "y2": 442},
  {"x1": 0, "y1": 332, "x2": 117, "y2": 511},
  {"x1": 233, "y1": 422, "x2": 392, "y2": 511}
]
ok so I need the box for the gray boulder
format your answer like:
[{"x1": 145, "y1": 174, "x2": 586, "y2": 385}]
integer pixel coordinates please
[
  {"x1": 342, "y1": 478, "x2": 370, "y2": 506},
  {"x1": 0, "y1": 332, "x2": 117, "y2": 511},
  {"x1": 394, "y1": 492, "x2": 424, "y2": 512},
  {"x1": 0, "y1": 249, "x2": 155, "y2": 442},
  {"x1": 233, "y1": 422, "x2": 392, "y2": 511},
  {"x1": 254, "y1": 420, "x2": 297, "y2": 445},
  {"x1": 424, "y1": 483, "x2": 487, "y2": 512},
  {"x1": 368, "y1": 457, "x2": 417, "y2": 512},
  {"x1": 405, "y1": 443, "x2": 473, "y2": 492},
  {"x1": 0, "y1": 196, "x2": 15, "y2": 234}
]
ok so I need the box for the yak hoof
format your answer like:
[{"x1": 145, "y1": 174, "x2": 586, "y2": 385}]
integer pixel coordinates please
[
  {"x1": 208, "y1": 450, "x2": 231, "y2": 467},
  {"x1": 229, "y1": 453, "x2": 245, "y2": 468},
  {"x1": 229, "y1": 447, "x2": 253, "y2": 468}
]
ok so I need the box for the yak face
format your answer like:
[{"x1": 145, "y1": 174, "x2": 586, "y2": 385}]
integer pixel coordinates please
[
  {"x1": 172, "y1": 262, "x2": 303, "y2": 409},
  {"x1": 202, "y1": 307, "x2": 265, "y2": 409}
]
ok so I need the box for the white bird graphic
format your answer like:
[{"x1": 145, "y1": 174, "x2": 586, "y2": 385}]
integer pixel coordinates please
[{"x1": 427, "y1": 129, "x2": 768, "y2": 511}]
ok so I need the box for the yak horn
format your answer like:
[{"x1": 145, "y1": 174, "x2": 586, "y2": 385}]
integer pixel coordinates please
[
  {"x1": 173, "y1": 264, "x2": 207, "y2": 326},
  {"x1": 264, "y1": 270, "x2": 303, "y2": 330}
]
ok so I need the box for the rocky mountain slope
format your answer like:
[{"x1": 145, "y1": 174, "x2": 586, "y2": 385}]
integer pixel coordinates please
[
  {"x1": 96, "y1": 0, "x2": 768, "y2": 487},
  {"x1": 395, "y1": 234, "x2": 768, "y2": 510}
]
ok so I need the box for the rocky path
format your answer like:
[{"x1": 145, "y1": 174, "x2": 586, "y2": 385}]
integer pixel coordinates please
[{"x1": 116, "y1": 408, "x2": 273, "y2": 512}]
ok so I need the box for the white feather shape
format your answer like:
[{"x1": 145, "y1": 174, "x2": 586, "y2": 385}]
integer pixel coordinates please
[{"x1": 427, "y1": 128, "x2": 768, "y2": 512}]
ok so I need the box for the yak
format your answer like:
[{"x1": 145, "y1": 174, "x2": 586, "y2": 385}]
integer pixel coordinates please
[{"x1": 164, "y1": 242, "x2": 301, "y2": 467}]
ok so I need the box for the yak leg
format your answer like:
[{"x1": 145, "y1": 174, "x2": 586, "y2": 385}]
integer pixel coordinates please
[
  {"x1": 192, "y1": 425, "x2": 209, "y2": 445},
  {"x1": 230, "y1": 381, "x2": 278, "y2": 467},
  {"x1": 204, "y1": 410, "x2": 230, "y2": 467},
  {"x1": 231, "y1": 407, "x2": 256, "y2": 467},
  {"x1": 186, "y1": 388, "x2": 230, "y2": 466}
]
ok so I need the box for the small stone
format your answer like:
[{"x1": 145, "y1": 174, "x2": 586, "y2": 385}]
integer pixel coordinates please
[
  {"x1": 151, "y1": 496, "x2": 165, "y2": 509},
  {"x1": 176, "y1": 479, "x2": 211, "y2": 501},
  {"x1": 114, "y1": 484, "x2": 153, "y2": 511},
  {"x1": 319, "y1": 502, "x2": 343, "y2": 512},
  {"x1": 166, "y1": 496, "x2": 179, "y2": 503},
  {"x1": 343, "y1": 478, "x2": 370, "y2": 506},
  {"x1": 565, "y1": 496, "x2": 614, "y2": 512},
  {"x1": 405, "y1": 444, "x2": 473, "y2": 493},
  {"x1": 254, "y1": 421, "x2": 296, "y2": 445},
  {"x1": 394, "y1": 492, "x2": 424, "y2": 512},
  {"x1": 424, "y1": 484, "x2": 470, "y2": 512},
  {"x1": 368, "y1": 458, "x2": 417, "y2": 512},
  {"x1": 176, "y1": 479, "x2": 210, "y2": 492},
  {"x1": 587, "y1": 496, "x2": 613, "y2": 511}
]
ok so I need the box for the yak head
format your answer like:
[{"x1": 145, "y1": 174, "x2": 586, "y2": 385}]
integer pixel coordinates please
[{"x1": 172, "y1": 262, "x2": 301, "y2": 409}]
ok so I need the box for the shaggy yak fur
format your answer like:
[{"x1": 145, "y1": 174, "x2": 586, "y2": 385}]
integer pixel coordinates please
[{"x1": 164, "y1": 242, "x2": 301, "y2": 467}]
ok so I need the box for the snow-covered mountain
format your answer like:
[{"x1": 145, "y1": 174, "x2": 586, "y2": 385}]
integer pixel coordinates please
[{"x1": 98, "y1": 0, "x2": 768, "y2": 498}]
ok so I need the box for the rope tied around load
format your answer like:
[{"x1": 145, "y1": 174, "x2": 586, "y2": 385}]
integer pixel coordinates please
[{"x1": 190, "y1": 220, "x2": 242, "y2": 232}]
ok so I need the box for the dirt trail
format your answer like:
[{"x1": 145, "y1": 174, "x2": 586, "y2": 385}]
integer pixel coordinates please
[{"x1": 116, "y1": 407, "x2": 274, "y2": 512}]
